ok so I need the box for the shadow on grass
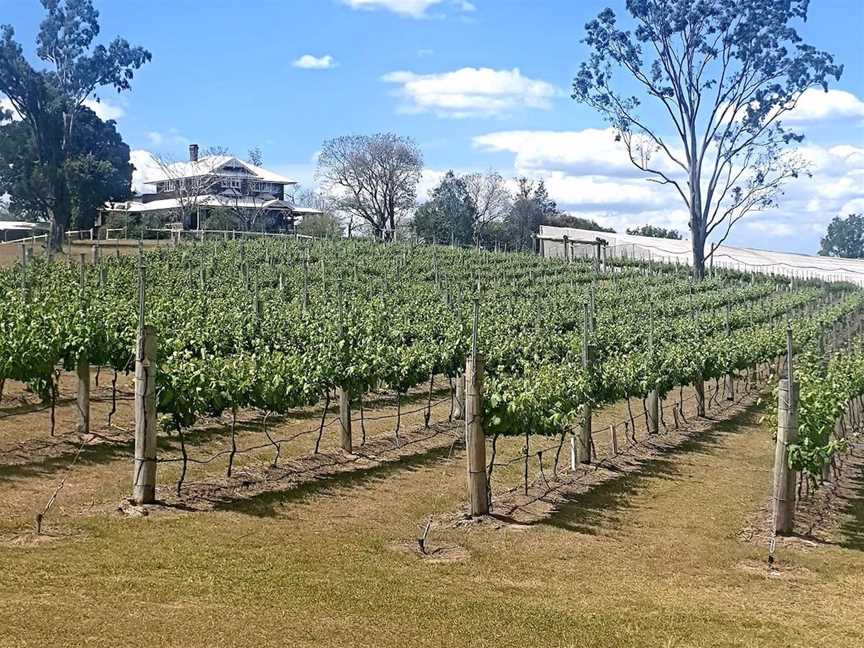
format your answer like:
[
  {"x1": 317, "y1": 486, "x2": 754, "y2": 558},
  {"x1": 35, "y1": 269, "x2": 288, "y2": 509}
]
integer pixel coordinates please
[
  {"x1": 0, "y1": 435, "x2": 134, "y2": 483},
  {"x1": 210, "y1": 442, "x2": 456, "y2": 518},
  {"x1": 536, "y1": 403, "x2": 765, "y2": 536},
  {"x1": 837, "y1": 448, "x2": 864, "y2": 552}
]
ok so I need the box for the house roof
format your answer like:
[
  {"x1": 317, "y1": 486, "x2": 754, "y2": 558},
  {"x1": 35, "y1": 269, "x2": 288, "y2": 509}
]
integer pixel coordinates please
[
  {"x1": 0, "y1": 220, "x2": 48, "y2": 231},
  {"x1": 144, "y1": 156, "x2": 296, "y2": 186},
  {"x1": 105, "y1": 196, "x2": 322, "y2": 216}
]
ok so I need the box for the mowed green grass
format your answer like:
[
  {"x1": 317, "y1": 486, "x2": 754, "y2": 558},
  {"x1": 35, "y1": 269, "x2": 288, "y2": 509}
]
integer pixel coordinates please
[{"x1": 1, "y1": 403, "x2": 863, "y2": 648}]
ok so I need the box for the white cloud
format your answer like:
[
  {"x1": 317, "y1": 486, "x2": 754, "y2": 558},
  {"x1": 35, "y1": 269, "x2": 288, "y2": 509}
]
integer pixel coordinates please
[
  {"x1": 382, "y1": 67, "x2": 560, "y2": 118},
  {"x1": 292, "y1": 54, "x2": 338, "y2": 70},
  {"x1": 341, "y1": 0, "x2": 472, "y2": 18},
  {"x1": 785, "y1": 88, "x2": 864, "y2": 123},
  {"x1": 130, "y1": 149, "x2": 163, "y2": 194},
  {"x1": 2, "y1": 96, "x2": 124, "y2": 122},
  {"x1": 83, "y1": 98, "x2": 124, "y2": 121},
  {"x1": 474, "y1": 127, "x2": 864, "y2": 252},
  {"x1": 473, "y1": 128, "x2": 682, "y2": 177},
  {"x1": 145, "y1": 129, "x2": 190, "y2": 149}
]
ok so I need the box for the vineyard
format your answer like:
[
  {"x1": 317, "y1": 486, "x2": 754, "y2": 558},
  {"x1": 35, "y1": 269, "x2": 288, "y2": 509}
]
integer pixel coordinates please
[{"x1": 2, "y1": 238, "x2": 864, "y2": 646}]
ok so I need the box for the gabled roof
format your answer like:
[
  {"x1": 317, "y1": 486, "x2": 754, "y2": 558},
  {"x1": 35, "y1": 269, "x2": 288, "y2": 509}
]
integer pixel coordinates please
[
  {"x1": 106, "y1": 195, "x2": 323, "y2": 216},
  {"x1": 145, "y1": 156, "x2": 296, "y2": 186}
]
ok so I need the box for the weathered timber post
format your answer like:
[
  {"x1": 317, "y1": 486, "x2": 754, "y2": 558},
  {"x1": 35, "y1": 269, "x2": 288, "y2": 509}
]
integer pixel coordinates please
[
  {"x1": 562, "y1": 235, "x2": 570, "y2": 263},
  {"x1": 338, "y1": 387, "x2": 352, "y2": 453},
  {"x1": 133, "y1": 325, "x2": 158, "y2": 504},
  {"x1": 454, "y1": 373, "x2": 466, "y2": 420},
  {"x1": 694, "y1": 378, "x2": 706, "y2": 417},
  {"x1": 576, "y1": 303, "x2": 595, "y2": 465},
  {"x1": 76, "y1": 356, "x2": 90, "y2": 435},
  {"x1": 465, "y1": 354, "x2": 488, "y2": 516},
  {"x1": 647, "y1": 388, "x2": 659, "y2": 435},
  {"x1": 772, "y1": 378, "x2": 798, "y2": 535},
  {"x1": 647, "y1": 327, "x2": 659, "y2": 435},
  {"x1": 724, "y1": 304, "x2": 735, "y2": 401},
  {"x1": 76, "y1": 253, "x2": 89, "y2": 434}
]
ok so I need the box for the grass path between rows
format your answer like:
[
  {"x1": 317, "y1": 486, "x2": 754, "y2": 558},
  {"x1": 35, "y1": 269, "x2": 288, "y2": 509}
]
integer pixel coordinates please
[{"x1": 1, "y1": 400, "x2": 863, "y2": 647}]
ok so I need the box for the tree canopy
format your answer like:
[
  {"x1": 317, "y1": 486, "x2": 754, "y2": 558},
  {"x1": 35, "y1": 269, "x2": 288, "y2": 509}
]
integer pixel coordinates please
[
  {"x1": 0, "y1": 103, "x2": 132, "y2": 230},
  {"x1": 819, "y1": 214, "x2": 864, "y2": 259},
  {"x1": 316, "y1": 133, "x2": 423, "y2": 241},
  {"x1": 572, "y1": 0, "x2": 842, "y2": 279},
  {"x1": 413, "y1": 171, "x2": 476, "y2": 245},
  {"x1": 0, "y1": 0, "x2": 149, "y2": 250},
  {"x1": 626, "y1": 224, "x2": 682, "y2": 240}
]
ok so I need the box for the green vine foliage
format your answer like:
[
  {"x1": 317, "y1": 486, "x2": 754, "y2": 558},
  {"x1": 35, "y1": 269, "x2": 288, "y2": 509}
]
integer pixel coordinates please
[{"x1": 1, "y1": 239, "x2": 860, "y2": 447}]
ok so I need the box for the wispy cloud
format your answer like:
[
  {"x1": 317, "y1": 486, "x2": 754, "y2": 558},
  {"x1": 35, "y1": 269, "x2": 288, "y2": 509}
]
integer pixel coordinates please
[
  {"x1": 341, "y1": 0, "x2": 473, "y2": 19},
  {"x1": 473, "y1": 127, "x2": 864, "y2": 251},
  {"x1": 145, "y1": 129, "x2": 190, "y2": 148},
  {"x1": 292, "y1": 54, "x2": 338, "y2": 70},
  {"x1": 382, "y1": 67, "x2": 559, "y2": 118}
]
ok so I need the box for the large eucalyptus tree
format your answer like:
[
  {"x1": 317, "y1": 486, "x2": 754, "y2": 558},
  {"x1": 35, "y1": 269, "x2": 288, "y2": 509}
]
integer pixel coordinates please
[
  {"x1": 572, "y1": 0, "x2": 843, "y2": 278},
  {"x1": 0, "y1": 0, "x2": 150, "y2": 251}
]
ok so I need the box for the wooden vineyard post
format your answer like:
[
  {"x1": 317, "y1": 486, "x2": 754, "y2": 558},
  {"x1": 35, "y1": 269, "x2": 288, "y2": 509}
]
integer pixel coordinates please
[
  {"x1": 454, "y1": 373, "x2": 466, "y2": 420},
  {"x1": 466, "y1": 289, "x2": 488, "y2": 517},
  {"x1": 76, "y1": 253, "x2": 89, "y2": 434},
  {"x1": 338, "y1": 387, "x2": 352, "y2": 453},
  {"x1": 465, "y1": 354, "x2": 488, "y2": 516},
  {"x1": 647, "y1": 388, "x2": 659, "y2": 435},
  {"x1": 694, "y1": 378, "x2": 706, "y2": 417},
  {"x1": 562, "y1": 235, "x2": 570, "y2": 263},
  {"x1": 772, "y1": 378, "x2": 798, "y2": 535},
  {"x1": 133, "y1": 325, "x2": 158, "y2": 504},
  {"x1": 576, "y1": 303, "x2": 595, "y2": 465},
  {"x1": 647, "y1": 327, "x2": 658, "y2": 435},
  {"x1": 724, "y1": 304, "x2": 734, "y2": 401},
  {"x1": 76, "y1": 356, "x2": 90, "y2": 434}
]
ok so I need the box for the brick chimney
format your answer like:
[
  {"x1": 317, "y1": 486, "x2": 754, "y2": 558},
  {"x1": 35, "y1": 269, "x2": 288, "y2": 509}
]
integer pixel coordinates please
[{"x1": 189, "y1": 144, "x2": 199, "y2": 162}]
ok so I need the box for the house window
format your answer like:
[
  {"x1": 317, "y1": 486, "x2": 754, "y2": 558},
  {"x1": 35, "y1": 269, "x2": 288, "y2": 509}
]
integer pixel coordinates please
[
  {"x1": 223, "y1": 177, "x2": 242, "y2": 189},
  {"x1": 251, "y1": 181, "x2": 272, "y2": 192}
]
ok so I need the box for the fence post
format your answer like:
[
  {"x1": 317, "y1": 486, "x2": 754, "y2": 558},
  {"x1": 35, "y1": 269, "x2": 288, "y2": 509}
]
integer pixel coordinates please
[
  {"x1": 338, "y1": 387, "x2": 352, "y2": 453},
  {"x1": 465, "y1": 353, "x2": 488, "y2": 516},
  {"x1": 133, "y1": 325, "x2": 158, "y2": 504},
  {"x1": 562, "y1": 235, "x2": 570, "y2": 263},
  {"x1": 772, "y1": 378, "x2": 798, "y2": 535}
]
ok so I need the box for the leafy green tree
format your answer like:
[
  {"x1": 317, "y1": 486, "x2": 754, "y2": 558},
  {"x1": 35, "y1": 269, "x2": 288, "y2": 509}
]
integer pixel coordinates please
[
  {"x1": 819, "y1": 214, "x2": 864, "y2": 258},
  {"x1": 0, "y1": 104, "x2": 132, "y2": 230},
  {"x1": 0, "y1": 0, "x2": 150, "y2": 250},
  {"x1": 297, "y1": 213, "x2": 344, "y2": 239},
  {"x1": 502, "y1": 178, "x2": 558, "y2": 252},
  {"x1": 626, "y1": 224, "x2": 682, "y2": 240},
  {"x1": 545, "y1": 213, "x2": 616, "y2": 234},
  {"x1": 413, "y1": 171, "x2": 476, "y2": 245},
  {"x1": 573, "y1": 0, "x2": 842, "y2": 279}
]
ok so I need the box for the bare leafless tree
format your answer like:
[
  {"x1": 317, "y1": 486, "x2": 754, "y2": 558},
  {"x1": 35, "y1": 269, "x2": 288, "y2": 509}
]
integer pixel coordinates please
[
  {"x1": 463, "y1": 171, "x2": 512, "y2": 243},
  {"x1": 316, "y1": 133, "x2": 423, "y2": 240},
  {"x1": 151, "y1": 153, "x2": 223, "y2": 228}
]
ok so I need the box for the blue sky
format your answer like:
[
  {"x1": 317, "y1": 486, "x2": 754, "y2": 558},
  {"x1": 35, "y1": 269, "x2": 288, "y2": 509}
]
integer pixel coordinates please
[{"x1": 2, "y1": 0, "x2": 863, "y2": 253}]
